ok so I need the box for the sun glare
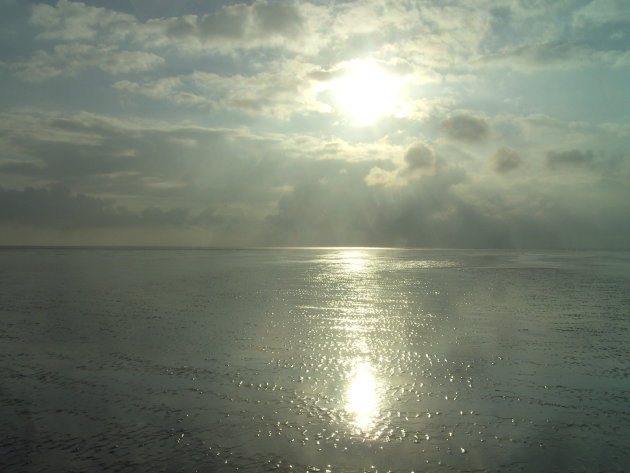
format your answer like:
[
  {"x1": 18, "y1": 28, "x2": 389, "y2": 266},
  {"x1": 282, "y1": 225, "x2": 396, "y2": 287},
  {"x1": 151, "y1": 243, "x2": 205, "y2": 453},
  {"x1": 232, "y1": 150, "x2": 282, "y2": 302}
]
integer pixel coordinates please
[
  {"x1": 333, "y1": 59, "x2": 406, "y2": 125},
  {"x1": 338, "y1": 250, "x2": 367, "y2": 272},
  {"x1": 346, "y1": 360, "x2": 379, "y2": 430}
]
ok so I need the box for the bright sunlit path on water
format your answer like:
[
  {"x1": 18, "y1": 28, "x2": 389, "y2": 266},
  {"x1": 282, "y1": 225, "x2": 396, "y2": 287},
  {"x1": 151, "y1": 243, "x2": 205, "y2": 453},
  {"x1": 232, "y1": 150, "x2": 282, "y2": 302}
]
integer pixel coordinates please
[
  {"x1": 337, "y1": 249, "x2": 368, "y2": 272},
  {"x1": 336, "y1": 251, "x2": 384, "y2": 436},
  {"x1": 346, "y1": 359, "x2": 380, "y2": 433}
]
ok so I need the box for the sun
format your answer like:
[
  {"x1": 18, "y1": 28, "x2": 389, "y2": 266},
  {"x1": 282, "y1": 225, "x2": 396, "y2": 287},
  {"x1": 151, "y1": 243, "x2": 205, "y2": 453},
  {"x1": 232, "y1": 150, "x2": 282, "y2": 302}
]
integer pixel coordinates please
[{"x1": 332, "y1": 59, "x2": 406, "y2": 125}]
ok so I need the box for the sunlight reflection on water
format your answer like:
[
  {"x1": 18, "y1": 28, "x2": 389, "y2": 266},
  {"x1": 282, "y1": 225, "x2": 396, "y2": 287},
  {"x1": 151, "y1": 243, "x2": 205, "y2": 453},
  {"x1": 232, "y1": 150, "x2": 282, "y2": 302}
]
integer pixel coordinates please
[
  {"x1": 337, "y1": 249, "x2": 369, "y2": 272},
  {"x1": 2, "y1": 248, "x2": 629, "y2": 473},
  {"x1": 333, "y1": 250, "x2": 387, "y2": 437},
  {"x1": 346, "y1": 359, "x2": 380, "y2": 433}
]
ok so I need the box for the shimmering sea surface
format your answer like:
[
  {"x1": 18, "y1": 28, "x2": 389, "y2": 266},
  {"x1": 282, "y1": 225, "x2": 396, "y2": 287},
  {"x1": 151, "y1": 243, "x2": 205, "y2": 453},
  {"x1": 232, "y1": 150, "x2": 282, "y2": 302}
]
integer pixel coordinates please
[{"x1": 1, "y1": 248, "x2": 629, "y2": 473}]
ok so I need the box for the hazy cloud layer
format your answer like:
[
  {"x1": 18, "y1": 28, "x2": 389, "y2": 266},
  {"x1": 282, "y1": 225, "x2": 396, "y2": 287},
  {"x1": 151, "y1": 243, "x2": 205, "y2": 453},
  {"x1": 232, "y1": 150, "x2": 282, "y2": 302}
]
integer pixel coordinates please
[
  {"x1": 0, "y1": 185, "x2": 188, "y2": 228},
  {"x1": 0, "y1": 0, "x2": 628, "y2": 248}
]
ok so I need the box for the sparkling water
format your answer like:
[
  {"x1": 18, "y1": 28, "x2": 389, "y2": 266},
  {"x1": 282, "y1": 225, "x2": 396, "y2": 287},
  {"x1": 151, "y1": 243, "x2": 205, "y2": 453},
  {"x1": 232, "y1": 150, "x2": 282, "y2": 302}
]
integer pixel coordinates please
[{"x1": 1, "y1": 248, "x2": 629, "y2": 472}]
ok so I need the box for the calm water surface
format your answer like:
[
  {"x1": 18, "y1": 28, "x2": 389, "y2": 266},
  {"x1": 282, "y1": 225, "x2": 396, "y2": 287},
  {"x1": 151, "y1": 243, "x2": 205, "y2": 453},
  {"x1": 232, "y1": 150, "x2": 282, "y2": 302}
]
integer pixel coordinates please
[{"x1": 1, "y1": 248, "x2": 629, "y2": 472}]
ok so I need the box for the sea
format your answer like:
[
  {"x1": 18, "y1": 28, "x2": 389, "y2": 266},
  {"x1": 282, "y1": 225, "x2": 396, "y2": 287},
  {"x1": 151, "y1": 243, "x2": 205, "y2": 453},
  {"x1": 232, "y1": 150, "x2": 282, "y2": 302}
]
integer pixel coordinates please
[{"x1": 1, "y1": 248, "x2": 629, "y2": 473}]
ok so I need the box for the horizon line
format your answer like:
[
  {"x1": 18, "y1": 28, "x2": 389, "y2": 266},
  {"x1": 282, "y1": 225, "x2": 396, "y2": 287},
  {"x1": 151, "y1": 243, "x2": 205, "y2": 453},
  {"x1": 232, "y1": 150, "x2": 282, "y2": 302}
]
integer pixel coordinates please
[{"x1": 0, "y1": 245, "x2": 627, "y2": 251}]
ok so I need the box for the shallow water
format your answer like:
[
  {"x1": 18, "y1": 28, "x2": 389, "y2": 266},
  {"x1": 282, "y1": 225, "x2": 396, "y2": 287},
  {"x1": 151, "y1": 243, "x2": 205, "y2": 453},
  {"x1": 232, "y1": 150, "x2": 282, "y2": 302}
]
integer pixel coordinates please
[{"x1": 1, "y1": 248, "x2": 629, "y2": 472}]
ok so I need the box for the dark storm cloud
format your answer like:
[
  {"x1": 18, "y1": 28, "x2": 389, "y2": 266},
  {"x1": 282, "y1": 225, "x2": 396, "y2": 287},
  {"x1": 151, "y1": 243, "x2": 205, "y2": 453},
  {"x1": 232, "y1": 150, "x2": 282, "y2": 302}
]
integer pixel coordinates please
[
  {"x1": 490, "y1": 147, "x2": 523, "y2": 174},
  {"x1": 546, "y1": 149, "x2": 594, "y2": 169},
  {"x1": 442, "y1": 114, "x2": 490, "y2": 142}
]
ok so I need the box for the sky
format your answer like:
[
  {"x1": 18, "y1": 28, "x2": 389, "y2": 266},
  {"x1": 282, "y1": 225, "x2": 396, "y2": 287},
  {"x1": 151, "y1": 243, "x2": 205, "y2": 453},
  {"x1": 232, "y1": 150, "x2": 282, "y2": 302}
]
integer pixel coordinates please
[{"x1": 0, "y1": 0, "x2": 629, "y2": 248}]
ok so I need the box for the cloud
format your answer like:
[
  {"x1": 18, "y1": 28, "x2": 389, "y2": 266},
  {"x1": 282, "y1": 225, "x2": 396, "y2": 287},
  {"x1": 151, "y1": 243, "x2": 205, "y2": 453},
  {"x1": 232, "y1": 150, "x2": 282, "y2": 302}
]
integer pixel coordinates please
[
  {"x1": 1, "y1": 108, "x2": 629, "y2": 248},
  {"x1": 490, "y1": 147, "x2": 523, "y2": 174},
  {"x1": 285, "y1": 135, "x2": 399, "y2": 163},
  {"x1": 28, "y1": 0, "x2": 326, "y2": 55},
  {"x1": 0, "y1": 109, "x2": 300, "y2": 238},
  {"x1": 21, "y1": 0, "x2": 630, "y2": 84},
  {"x1": 442, "y1": 114, "x2": 490, "y2": 142},
  {"x1": 11, "y1": 44, "x2": 164, "y2": 82},
  {"x1": 113, "y1": 62, "x2": 330, "y2": 119},
  {"x1": 111, "y1": 57, "x2": 447, "y2": 121},
  {"x1": 0, "y1": 161, "x2": 43, "y2": 176},
  {"x1": 21, "y1": 0, "x2": 493, "y2": 70},
  {"x1": 0, "y1": 110, "x2": 405, "y2": 209},
  {"x1": 0, "y1": 109, "x2": 290, "y2": 202},
  {"x1": 3, "y1": 0, "x2": 630, "y2": 251},
  {"x1": 481, "y1": 42, "x2": 630, "y2": 71},
  {"x1": 365, "y1": 142, "x2": 438, "y2": 187},
  {"x1": 572, "y1": 0, "x2": 630, "y2": 30},
  {"x1": 267, "y1": 163, "x2": 497, "y2": 248},
  {"x1": 364, "y1": 166, "x2": 399, "y2": 187},
  {"x1": 0, "y1": 184, "x2": 189, "y2": 228},
  {"x1": 404, "y1": 142, "x2": 435, "y2": 171},
  {"x1": 30, "y1": 0, "x2": 136, "y2": 41},
  {"x1": 402, "y1": 142, "x2": 437, "y2": 180},
  {"x1": 138, "y1": 1, "x2": 314, "y2": 53},
  {"x1": 0, "y1": 109, "x2": 402, "y2": 237},
  {"x1": 546, "y1": 149, "x2": 594, "y2": 169},
  {"x1": 496, "y1": 113, "x2": 629, "y2": 154}
]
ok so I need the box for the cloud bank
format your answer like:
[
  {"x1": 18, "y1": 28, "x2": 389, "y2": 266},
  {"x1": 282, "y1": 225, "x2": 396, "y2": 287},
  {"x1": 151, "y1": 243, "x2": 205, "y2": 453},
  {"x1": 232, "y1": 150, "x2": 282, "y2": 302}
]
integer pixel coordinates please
[{"x1": 0, "y1": 0, "x2": 628, "y2": 248}]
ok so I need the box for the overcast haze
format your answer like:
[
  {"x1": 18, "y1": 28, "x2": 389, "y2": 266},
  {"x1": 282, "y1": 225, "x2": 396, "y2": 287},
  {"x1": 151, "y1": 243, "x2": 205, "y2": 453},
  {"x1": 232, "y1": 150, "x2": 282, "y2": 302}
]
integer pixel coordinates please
[{"x1": 0, "y1": 0, "x2": 629, "y2": 248}]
